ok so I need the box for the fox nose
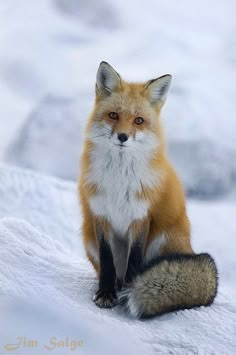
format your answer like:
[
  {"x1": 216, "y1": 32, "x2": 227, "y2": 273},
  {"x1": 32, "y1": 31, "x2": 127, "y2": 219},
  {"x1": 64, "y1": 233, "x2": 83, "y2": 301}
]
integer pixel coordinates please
[{"x1": 118, "y1": 133, "x2": 129, "y2": 143}]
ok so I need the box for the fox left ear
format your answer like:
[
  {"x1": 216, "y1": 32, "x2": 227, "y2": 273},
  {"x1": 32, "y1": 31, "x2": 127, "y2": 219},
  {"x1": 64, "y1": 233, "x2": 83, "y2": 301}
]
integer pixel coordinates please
[
  {"x1": 145, "y1": 74, "x2": 172, "y2": 104},
  {"x1": 96, "y1": 61, "x2": 121, "y2": 96}
]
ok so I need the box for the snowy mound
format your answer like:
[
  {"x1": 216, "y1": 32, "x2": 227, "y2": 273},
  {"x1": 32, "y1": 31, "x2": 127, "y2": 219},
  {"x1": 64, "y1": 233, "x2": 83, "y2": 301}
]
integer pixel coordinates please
[
  {"x1": 0, "y1": 164, "x2": 235, "y2": 354},
  {"x1": 6, "y1": 95, "x2": 88, "y2": 180},
  {"x1": 0, "y1": 218, "x2": 146, "y2": 354},
  {"x1": 167, "y1": 140, "x2": 234, "y2": 198}
]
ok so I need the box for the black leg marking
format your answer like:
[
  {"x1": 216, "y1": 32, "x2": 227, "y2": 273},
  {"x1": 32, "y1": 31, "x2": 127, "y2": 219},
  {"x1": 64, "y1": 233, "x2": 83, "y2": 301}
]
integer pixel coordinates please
[
  {"x1": 125, "y1": 241, "x2": 143, "y2": 284},
  {"x1": 93, "y1": 237, "x2": 117, "y2": 308},
  {"x1": 111, "y1": 235, "x2": 131, "y2": 291}
]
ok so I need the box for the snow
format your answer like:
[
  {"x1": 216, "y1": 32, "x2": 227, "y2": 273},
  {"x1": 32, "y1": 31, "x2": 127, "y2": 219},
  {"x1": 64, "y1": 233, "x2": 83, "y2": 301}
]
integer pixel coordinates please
[
  {"x1": 0, "y1": 0, "x2": 236, "y2": 353},
  {"x1": 0, "y1": 164, "x2": 235, "y2": 354},
  {"x1": 6, "y1": 95, "x2": 86, "y2": 180}
]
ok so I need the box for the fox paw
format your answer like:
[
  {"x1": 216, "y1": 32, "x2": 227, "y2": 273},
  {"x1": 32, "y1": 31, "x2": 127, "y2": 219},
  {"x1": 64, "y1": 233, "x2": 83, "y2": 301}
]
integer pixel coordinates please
[{"x1": 93, "y1": 290, "x2": 117, "y2": 308}]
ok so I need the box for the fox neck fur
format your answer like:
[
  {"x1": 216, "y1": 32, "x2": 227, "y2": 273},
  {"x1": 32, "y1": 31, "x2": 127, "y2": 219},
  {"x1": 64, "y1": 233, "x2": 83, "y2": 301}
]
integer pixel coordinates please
[{"x1": 87, "y1": 123, "x2": 163, "y2": 236}]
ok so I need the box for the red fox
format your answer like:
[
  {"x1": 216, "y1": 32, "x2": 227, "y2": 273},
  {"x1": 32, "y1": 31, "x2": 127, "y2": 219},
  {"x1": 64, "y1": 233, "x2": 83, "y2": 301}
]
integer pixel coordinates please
[{"x1": 78, "y1": 61, "x2": 217, "y2": 318}]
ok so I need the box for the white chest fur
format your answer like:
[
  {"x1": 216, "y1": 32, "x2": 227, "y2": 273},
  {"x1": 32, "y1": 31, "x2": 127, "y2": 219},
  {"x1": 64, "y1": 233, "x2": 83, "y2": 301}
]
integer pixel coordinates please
[{"x1": 87, "y1": 141, "x2": 159, "y2": 235}]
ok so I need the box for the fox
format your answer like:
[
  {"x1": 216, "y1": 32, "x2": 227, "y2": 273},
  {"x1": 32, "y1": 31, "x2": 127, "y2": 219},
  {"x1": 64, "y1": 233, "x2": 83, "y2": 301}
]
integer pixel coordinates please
[{"x1": 78, "y1": 61, "x2": 218, "y2": 318}]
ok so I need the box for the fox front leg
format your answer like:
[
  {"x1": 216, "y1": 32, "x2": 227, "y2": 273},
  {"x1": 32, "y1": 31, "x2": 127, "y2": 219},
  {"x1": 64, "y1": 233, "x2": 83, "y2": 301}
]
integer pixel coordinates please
[
  {"x1": 110, "y1": 234, "x2": 131, "y2": 291},
  {"x1": 93, "y1": 224, "x2": 117, "y2": 308},
  {"x1": 111, "y1": 220, "x2": 149, "y2": 290},
  {"x1": 125, "y1": 221, "x2": 150, "y2": 284}
]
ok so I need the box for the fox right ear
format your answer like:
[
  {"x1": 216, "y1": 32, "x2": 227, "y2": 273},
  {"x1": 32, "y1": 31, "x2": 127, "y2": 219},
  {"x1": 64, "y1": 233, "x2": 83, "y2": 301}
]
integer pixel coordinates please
[
  {"x1": 145, "y1": 74, "x2": 172, "y2": 104},
  {"x1": 96, "y1": 61, "x2": 121, "y2": 96}
]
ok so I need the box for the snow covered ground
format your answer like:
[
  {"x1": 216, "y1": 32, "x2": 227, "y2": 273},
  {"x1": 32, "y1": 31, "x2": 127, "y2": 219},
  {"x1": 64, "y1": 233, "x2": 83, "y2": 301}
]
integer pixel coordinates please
[
  {"x1": 0, "y1": 164, "x2": 235, "y2": 354},
  {"x1": 0, "y1": 0, "x2": 236, "y2": 353}
]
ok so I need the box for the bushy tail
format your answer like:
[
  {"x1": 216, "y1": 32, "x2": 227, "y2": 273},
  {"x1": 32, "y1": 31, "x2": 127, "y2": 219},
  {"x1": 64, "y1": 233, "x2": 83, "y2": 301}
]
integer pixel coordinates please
[{"x1": 119, "y1": 253, "x2": 218, "y2": 318}]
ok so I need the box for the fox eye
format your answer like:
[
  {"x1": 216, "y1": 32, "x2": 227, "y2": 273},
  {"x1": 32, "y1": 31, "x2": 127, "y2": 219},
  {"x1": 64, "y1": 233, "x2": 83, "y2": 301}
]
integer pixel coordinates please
[
  {"x1": 135, "y1": 117, "x2": 144, "y2": 125},
  {"x1": 109, "y1": 112, "x2": 119, "y2": 120}
]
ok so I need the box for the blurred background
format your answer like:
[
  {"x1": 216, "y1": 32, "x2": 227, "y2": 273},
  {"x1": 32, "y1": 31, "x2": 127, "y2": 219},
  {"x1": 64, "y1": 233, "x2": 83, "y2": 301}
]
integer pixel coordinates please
[
  {"x1": 0, "y1": 0, "x2": 235, "y2": 198},
  {"x1": 0, "y1": 0, "x2": 235, "y2": 290}
]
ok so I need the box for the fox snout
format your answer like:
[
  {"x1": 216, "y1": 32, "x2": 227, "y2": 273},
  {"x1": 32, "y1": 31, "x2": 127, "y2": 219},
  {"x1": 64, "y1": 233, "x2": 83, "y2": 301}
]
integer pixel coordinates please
[
  {"x1": 110, "y1": 131, "x2": 131, "y2": 147},
  {"x1": 117, "y1": 133, "x2": 129, "y2": 143}
]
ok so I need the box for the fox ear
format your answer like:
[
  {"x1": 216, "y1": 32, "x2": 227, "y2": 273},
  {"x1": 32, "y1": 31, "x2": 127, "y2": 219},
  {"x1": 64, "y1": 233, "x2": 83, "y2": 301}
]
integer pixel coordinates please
[
  {"x1": 145, "y1": 74, "x2": 172, "y2": 104},
  {"x1": 96, "y1": 61, "x2": 121, "y2": 96}
]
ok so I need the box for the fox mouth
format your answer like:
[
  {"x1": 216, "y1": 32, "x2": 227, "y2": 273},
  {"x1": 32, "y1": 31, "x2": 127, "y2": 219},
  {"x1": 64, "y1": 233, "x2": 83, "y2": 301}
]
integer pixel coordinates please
[{"x1": 114, "y1": 143, "x2": 127, "y2": 148}]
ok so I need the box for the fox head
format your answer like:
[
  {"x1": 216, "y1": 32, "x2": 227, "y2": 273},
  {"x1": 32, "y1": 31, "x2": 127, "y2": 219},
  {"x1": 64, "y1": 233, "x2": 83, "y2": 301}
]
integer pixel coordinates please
[{"x1": 89, "y1": 61, "x2": 171, "y2": 151}]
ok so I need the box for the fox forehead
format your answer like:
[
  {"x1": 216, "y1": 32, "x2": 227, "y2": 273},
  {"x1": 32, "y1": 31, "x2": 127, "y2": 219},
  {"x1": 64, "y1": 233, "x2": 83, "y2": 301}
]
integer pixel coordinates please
[{"x1": 96, "y1": 82, "x2": 153, "y2": 116}]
